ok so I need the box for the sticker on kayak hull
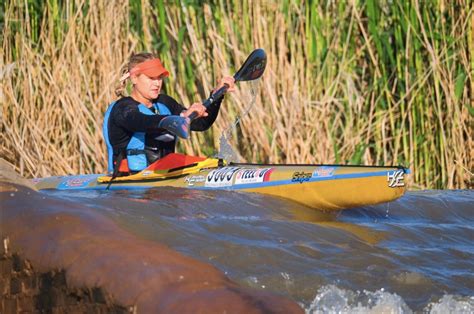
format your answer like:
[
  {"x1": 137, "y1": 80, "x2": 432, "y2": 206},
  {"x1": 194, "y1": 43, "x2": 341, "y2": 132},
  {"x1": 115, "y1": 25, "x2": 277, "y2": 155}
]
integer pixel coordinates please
[
  {"x1": 312, "y1": 166, "x2": 335, "y2": 178},
  {"x1": 292, "y1": 172, "x2": 312, "y2": 183},
  {"x1": 234, "y1": 168, "x2": 274, "y2": 185},
  {"x1": 57, "y1": 176, "x2": 94, "y2": 189},
  {"x1": 387, "y1": 170, "x2": 405, "y2": 187},
  {"x1": 185, "y1": 175, "x2": 206, "y2": 186},
  {"x1": 205, "y1": 167, "x2": 240, "y2": 187}
]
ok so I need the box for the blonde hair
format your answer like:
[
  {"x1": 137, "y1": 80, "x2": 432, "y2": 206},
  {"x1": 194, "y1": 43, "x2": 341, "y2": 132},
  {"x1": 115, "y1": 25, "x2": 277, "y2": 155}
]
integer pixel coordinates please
[{"x1": 114, "y1": 52, "x2": 157, "y2": 97}]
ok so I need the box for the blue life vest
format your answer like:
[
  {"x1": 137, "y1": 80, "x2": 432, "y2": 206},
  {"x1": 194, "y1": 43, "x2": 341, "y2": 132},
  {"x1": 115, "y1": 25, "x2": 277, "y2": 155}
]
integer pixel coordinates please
[{"x1": 103, "y1": 101, "x2": 172, "y2": 173}]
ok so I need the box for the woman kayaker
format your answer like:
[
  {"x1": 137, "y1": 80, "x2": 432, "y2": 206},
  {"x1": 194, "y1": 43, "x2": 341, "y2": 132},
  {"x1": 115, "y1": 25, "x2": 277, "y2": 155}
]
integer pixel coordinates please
[{"x1": 103, "y1": 52, "x2": 235, "y2": 175}]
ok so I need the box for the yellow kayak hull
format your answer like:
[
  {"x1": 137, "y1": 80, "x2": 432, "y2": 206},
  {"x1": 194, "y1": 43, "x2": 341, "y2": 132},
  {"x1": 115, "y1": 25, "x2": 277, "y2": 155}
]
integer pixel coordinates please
[{"x1": 32, "y1": 158, "x2": 408, "y2": 211}]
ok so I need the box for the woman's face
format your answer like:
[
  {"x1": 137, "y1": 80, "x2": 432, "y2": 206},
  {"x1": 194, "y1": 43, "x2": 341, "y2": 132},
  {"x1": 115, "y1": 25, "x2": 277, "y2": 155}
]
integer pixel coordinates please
[{"x1": 132, "y1": 73, "x2": 164, "y2": 101}]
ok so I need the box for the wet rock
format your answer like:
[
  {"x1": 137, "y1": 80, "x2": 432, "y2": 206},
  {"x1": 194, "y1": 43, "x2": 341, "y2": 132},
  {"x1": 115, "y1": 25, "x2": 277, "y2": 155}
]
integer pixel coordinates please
[{"x1": 0, "y1": 161, "x2": 303, "y2": 313}]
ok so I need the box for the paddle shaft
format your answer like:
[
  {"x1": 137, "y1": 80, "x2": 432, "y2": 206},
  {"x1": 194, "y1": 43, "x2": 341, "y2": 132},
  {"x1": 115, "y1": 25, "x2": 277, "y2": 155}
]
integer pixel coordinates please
[{"x1": 159, "y1": 49, "x2": 266, "y2": 139}]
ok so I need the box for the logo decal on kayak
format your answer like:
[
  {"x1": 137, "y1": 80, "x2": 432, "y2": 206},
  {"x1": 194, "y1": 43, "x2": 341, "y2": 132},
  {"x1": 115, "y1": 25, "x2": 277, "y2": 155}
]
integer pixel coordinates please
[
  {"x1": 205, "y1": 167, "x2": 240, "y2": 187},
  {"x1": 58, "y1": 177, "x2": 92, "y2": 189},
  {"x1": 387, "y1": 170, "x2": 405, "y2": 187},
  {"x1": 312, "y1": 166, "x2": 335, "y2": 178},
  {"x1": 234, "y1": 168, "x2": 274, "y2": 185},
  {"x1": 292, "y1": 172, "x2": 312, "y2": 184},
  {"x1": 185, "y1": 175, "x2": 206, "y2": 186}
]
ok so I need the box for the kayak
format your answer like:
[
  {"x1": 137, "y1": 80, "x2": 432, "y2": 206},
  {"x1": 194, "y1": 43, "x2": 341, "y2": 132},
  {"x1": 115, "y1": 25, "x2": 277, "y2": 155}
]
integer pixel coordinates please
[{"x1": 32, "y1": 153, "x2": 409, "y2": 211}]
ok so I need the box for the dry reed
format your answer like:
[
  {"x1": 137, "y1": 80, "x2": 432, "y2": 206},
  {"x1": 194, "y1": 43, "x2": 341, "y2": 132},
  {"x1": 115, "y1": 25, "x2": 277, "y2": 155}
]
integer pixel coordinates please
[{"x1": 1, "y1": 0, "x2": 472, "y2": 189}]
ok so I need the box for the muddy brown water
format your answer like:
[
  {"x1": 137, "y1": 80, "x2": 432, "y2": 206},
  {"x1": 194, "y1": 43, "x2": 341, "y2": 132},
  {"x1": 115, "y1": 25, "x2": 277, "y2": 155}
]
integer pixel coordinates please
[{"x1": 1, "y1": 177, "x2": 473, "y2": 312}]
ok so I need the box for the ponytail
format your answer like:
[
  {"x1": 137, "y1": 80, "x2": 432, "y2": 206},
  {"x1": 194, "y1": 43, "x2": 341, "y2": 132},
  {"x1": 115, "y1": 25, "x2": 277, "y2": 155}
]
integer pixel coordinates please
[
  {"x1": 114, "y1": 52, "x2": 157, "y2": 98},
  {"x1": 114, "y1": 65, "x2": 129, "y2": 97}
]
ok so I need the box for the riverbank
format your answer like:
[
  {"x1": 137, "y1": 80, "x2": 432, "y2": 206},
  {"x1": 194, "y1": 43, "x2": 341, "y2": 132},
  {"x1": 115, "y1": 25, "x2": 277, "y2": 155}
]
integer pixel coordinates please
[{"x1": 0, "y1": 249, "x2": 129, "y2": 313}]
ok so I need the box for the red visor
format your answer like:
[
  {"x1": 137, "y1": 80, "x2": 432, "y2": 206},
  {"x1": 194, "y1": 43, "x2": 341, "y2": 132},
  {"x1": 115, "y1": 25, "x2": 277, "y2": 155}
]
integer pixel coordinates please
[{"x1": 130, "y1": 58, "x2": 169, "y2": 78}]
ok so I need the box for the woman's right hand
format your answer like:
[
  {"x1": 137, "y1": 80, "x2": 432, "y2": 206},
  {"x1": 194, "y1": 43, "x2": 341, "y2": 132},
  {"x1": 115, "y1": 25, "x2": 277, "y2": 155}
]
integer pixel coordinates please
[{"x1": 180, "y1": 102, "x2": 208, "y2": 118}]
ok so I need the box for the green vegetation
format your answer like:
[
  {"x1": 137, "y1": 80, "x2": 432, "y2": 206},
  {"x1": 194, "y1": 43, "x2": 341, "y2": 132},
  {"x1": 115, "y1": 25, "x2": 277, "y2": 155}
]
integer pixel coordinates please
[{"x1": 1, "y1": 0, "x2": 472, "y2": 189}]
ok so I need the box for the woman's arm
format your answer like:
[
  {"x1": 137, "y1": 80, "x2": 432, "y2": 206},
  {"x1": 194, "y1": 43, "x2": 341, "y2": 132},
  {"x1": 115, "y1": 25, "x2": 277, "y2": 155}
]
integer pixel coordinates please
[
  {"x1": 157, "y1": 94, "x2": 223, "y2": 132},
  {"x1": 112, "y1": 98, "x2": 168, "y2": 133}
]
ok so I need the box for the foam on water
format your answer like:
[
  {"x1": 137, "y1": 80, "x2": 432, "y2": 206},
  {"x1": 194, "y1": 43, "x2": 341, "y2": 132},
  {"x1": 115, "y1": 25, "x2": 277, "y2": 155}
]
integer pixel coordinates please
[
  {"x1": 427, "y1": 295, "x2": 474, "y2": 314},
  {"x1": 304, "y1": 285, "x2": 474, "y2": 314},
  {"x1": 304, "y1": 285, "x2": 410, "y2": 314}
]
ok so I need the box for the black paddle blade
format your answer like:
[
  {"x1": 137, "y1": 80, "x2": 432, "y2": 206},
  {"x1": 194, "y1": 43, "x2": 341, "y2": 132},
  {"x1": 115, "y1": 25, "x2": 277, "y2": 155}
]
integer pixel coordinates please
[
  {"x1": 233, "y1": 49, "x2": 267, "y2": 82},
  {"x1": 158, "y1": 115, "x2": 190, "y2": 139}
]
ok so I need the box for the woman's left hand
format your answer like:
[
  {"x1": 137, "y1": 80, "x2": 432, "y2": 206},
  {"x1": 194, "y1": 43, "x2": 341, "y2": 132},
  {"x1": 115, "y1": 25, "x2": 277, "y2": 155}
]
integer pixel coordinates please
[{"x1": 214, "y1": 76, "x2": 236, "y2": 93}]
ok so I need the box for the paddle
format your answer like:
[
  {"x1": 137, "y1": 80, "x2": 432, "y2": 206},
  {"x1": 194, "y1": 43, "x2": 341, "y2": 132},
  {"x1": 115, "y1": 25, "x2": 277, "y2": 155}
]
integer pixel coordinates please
[{"x1": 159, "y1": 49, "x2": 267, "y2": 139}]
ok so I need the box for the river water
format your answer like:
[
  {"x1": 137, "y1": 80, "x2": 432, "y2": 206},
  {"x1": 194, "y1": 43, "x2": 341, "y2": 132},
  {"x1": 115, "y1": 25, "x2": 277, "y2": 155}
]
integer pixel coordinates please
[{"x1": 35, "y1": 187, "x2": 473, "y2": 313}]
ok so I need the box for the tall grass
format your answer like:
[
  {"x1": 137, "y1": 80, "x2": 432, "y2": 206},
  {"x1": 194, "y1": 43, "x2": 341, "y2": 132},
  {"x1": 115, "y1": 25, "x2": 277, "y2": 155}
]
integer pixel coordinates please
[{"x1": 1, "y1": 0, "x2": 472, "y2": 189}]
